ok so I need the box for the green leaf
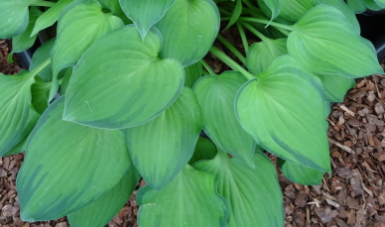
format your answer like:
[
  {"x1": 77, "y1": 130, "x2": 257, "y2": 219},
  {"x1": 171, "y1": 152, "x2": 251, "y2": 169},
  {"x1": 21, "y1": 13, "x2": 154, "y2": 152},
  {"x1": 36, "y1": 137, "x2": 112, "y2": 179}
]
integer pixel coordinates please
[
  {"x1": 347, "y1": 0, "x2": 367, "y2": 13},
  {"x1": 137, "y1": 165, "x2": 228, "y2": 227},
  {"x1": 50, "y1": 0, "x2": 124, "y2": 100},
  {"x1": 235, "y1": 55, "x2": 331, "y2": 172},
  {"x1": 0, "y1": 72, "x2": 37, "y2": 156},
  {"x1": 29, "y1": 38, "x2": 55, "y2": 82},
  {"x1": 316, "y1": 0, "x2": 360, "y2": 34},
  {"x1": 277, "y1": 0, "x2": 315, "y2": 22},
  {"x1": 11, "y1": 7, "x2": 42, "y2": 54},
  {"x1": 193, "y1": 71, "x2": 256, "y2": 167},
  {"x1": 364, "y1": 0, "x2": 383, "y2": 10},
  {"x1": 125, "y1": 88, "x2": 201, "y2": 190},
  {"x1": 374, "y1": 0, "x2": 385, "y2": 7},
  {"x1": 120, "y1": 0, "x2": 175, "y2": 38},
  {"x1": 288, "y1": 5, "x2": 384, "y2": 77},
  {"x1": 278, "y1": 159, "x2": 325, "y2": 185},
  {"x1": 195, "y1": 150, "x2": 284, "y2": 227},
  {"x1": 189, "y1": 137, "x2": 217, "y2": 164},
  {"x1": 17, "y1": 96, "x2": 132, "y2": 221},
  {"x1": 31, "y1": 77, "x2": 51, "y2": 114},
  {"x1": 316, "y1": 73, "x2": 355, "y2": 102},
  {"x1": 64, "y1": 25, "x2": 184, "y2": 129},
  {"x1": 67, "y1": 166, "x2": 140, "y2": 227},
  {"x1": 31, "y1": 0, "x2": 74, "y2": 36},
  {"x1": 246, "y1": 38, "x2": 287, "y2": 75},
  {"x1": 184, "y1": 61, "x2": 202, "y2": 87},
  {"x1": 225, "y1": 0, "x2": 242, "y2": 29},
  {"x1": 257, "y1": 0, "x2": 280, "y2": 22},
  {"x1": 59, "y1": 68, "x2": 73, "y2": 95},
  {"x1": 0, "y1": 0, "x2": 30, "y2": 38},
  {"x1": 155, "y1": 0, "x2": 220, "y2": 66}
]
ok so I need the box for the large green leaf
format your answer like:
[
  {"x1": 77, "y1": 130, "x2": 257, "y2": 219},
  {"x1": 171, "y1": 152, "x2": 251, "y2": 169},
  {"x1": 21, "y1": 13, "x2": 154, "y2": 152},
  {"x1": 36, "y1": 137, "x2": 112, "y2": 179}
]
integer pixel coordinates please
[
  {"x1": 189, "y1": 137, "x2": 217, "y2": 164},
  {"x1": 17, "y1": 96, "x2": 132, "y2": 221},
  {"x1": 67, "y1": 166, "x2": 140, "y2": 227},
  {"x1": 137, "y1": 165, "x2": 228, "y2": 226},
  {"x1": 257, "y1": 0, "x2": 280, "y2": 22},
  {"x1": 0, "y1": 0, "x2": 30, "y2": 38},
  {"x1": 278, "y1": 159, "x2": 325, "y2": 185},
  {"x1": 11, "y1": 7, "x2": 42, "y2": 54},
  {"x1": 184, "y1": 61, "x2": 202, "y2": 87},
  {"x1": 235, "y1": 55, "x2": 331, "y2": 172},
  {"x1": 29, "y1": 38, "x2": 56, "y2": 82},
  {"x1": 0, "y1": 72, "x2": 37, "y2": 156},
  {"x1": 193, "y1": 72, "x2": 256, "y2": 167},
  {"x1": 50, "y1": 0, "x2": 124, "y2": 100},
  {"x1": 64, "y1": 25, "x2": 184, "y2": 129},
  {"x1": 288, "y1": 5, "x2": 383, "y2": 77},
  {"x1": 31, "y1": 0, "x2": 74, "y2": 36},
  {"x1": 120, "y1": 0, "x2": 175, "y2": 38},
  {"x1": 246, "y1": 38, "x2": 287, "y2": 75},
  {"x1": 347, "y1": 0, "x2": 367, "y2": 13},
  {"x1": 316, "y1": 73, "x2": 355, "y2": 102},
  {"x1": 155, "y1": 0, "x2": 220, "y2": 66},
  {"x1": 125, "y1": 88, "x2": 201, "y2": 190},
  {"x1": 277, "y1": 0, "x2": 315, "y2": 22},
  {"x1": 195, "y1": 150, "x2": 284, "y2": 227}
]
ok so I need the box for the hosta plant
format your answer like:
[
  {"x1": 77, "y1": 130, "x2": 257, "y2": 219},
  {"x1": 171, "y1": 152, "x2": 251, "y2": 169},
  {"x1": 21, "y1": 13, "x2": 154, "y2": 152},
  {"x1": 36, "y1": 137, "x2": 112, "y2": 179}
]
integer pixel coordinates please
[{"x1": 0, "y1": 0, "x2": 384, "y2": 226}]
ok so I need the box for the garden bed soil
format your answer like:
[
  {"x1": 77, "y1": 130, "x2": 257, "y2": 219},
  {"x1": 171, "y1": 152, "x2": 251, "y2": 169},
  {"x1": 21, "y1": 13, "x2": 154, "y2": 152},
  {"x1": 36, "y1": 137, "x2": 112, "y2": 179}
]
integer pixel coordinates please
[{"x1": 2, "y1": 39, "x2": 385, "y2": 227}]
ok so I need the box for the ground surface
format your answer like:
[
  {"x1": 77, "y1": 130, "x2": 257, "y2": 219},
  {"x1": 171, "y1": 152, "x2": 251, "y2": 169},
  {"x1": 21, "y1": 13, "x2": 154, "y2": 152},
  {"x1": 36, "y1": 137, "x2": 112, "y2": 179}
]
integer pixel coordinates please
[{"x1": 1, "y1": 38, "x2": 385, "y2": 227}]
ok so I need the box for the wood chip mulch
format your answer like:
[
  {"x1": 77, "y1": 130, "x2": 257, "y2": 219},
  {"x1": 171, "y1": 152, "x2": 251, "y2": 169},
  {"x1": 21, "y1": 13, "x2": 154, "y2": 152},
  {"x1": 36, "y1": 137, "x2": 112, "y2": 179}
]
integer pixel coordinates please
[{"x1": 2, "y1": 39, "x2": 385, "y2": 227}]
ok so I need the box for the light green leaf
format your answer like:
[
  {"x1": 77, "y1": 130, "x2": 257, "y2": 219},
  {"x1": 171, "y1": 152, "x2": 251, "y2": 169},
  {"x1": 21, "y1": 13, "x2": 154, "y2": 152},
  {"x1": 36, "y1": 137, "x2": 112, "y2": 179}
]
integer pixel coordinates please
[
  {"x1": 31, "y1": 0, "x2": 74, "y2": 36},
  {"x1": 189, "y1": 137, "x2": 217, "y2": 164},
  {"x1": 67, "y1": 166, "x2": 140, "y2": 227},
  {"x1": 278, "y1": 159, "x2": 325, "y2": 185},
  {"x1": 316, "y1": 0, "x2": 360, "y2": 34},
  {"x1": 31, "y1": 77, "x2": 51, "y2": 114},
  {"x1": 347, "y1": 0, "x2": 367, "y2": 13},
  {"x1": 246, "y1": 38, "x2": 287, "y2": 75},
  {"x1": 50, "y1": 0, "x2": 124, "y2": 100},
  {"x1": 374, "y1": 0, "x2": 385, "y2": 7},
  {"x1": 316, "y1": 73, "x2": 355, "y2": 102},
  {"x1": 195, "y1": 150, "x2": 284, "y2": 227},
  {"x1": 11, "y1": 7, "x2": 42, "y2": 54},
  {"x1": 64, "y1": 25, "x2": 184, "y2": 129},
  {"x1": 120, "y1": 0, "x2": 175, "y2": 38},
  {"x1": 0, "y1": 72, "x2": 37, "y2": 156},
  {"x1": 184, "y1": 61, "x2": 202, "y2": 87},
  {"x1": 155, "y1": 0, "x2": 220, "y2": 66},
  {"x1": 29, "y1": 38, "x2": 55, "y2": 82},
  {"x1": 17, "y1": 96, "x2": 132, "y2": 221},
  {"x1": 225, "y1": 0, "x2": 242, "y2": 29},
  {"x1": 235, "y1": 55, "x2": 331, "y2": 172},
  {"x1": 125, "y1": 88, "x2": 201, "y2": 190},
  {"x1": 194, "y1": 71, "x2": 255, "y2": 167},
  {"x1": 277, "y1": 0, "x2": 315, "y2": 22},
  {"x1": 0, "y1": 0, "x2": 30, "y2": 38},
  {"x1": 137, "y1": 165, "x2": 228, "y2": 227},
  {"x1": 288, "y1": 5, "x2": 384, "y2": 77},
  {"x1": 257, "y1": 0, "x2": 280, "y2": 22}
]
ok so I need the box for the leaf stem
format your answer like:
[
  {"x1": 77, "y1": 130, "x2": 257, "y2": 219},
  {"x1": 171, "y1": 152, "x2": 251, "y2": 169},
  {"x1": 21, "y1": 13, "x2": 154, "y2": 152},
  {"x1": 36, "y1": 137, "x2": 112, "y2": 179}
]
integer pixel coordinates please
[
  {"x1": 242, "y1": 22, "x2": 268, "y2": 42},
  {"x1": 210, "y1": 46, "x2": 254, "y2": 80},
  {"x1": 200, "y1": 60, "x2": 217, "y2": 77},
  {"x1": 29, "y1": 0, "x2": 56, "y2": 7},
  {"x1": 275, "y1": 27, "x2": 290, "y2": 36},
  {"x1": 217, "y1": 34, "x2": 246, "y2": 65},
  {"x1": 239, "y1": 17, "x2": 294, "y2": 31},
  {"x1": 236, "y1": 23, "x2": 249, "y2": 53},
  {"x1": 29, "y1": 58, "x2": 51, "y2": 79}
]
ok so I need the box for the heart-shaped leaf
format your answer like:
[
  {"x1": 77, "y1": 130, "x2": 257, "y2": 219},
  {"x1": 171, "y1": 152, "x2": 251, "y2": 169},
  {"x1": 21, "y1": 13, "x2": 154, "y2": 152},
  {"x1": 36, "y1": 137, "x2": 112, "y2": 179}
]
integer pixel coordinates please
[
  {"x1": 277, "y1": 0, "x2": 315, "y2": 22},
  {"x1": 125, "y1": 88, "x2": 201, "y2": 190},
  {"x1": 155, "y1": 0, "x2": 220, "y2": 66},
  {"x1": 120, "y1": 0, "x2": 175, "y2": 38},
  {"x1": 257, "y1": 0, "x2": 280, "y2": 22},
  {"x1": 193, "y1": 71, "x2": 256, "y2": 167},
  {"x1": 195, "y1": 150, "x2": 284, "y2": 227},
  {"x1": 184, "y1": 61, "x2": 202, "y2": 87},
  {"x1": 31, "y1": 0, "x2": 75, "y2": 36},
  {"x1": 64, "y1": 25, "x2": 184, "y2": 129},
  {"x1": 246, "y1": 38, "x2": 287, "y2": 75},
  {"x1": 50, "y1": 0, "x2": 124, "y2": 100},
  {"x1": 67, "y1": 166, "x2": 140, "y2": 227},
  {"x1": 189, "y1": 137, "x2": 217, "y2": 165},
  {"x1": 29, "y1": 38, "x2": 56, "y2": 82},
  {"x1": 316, "y1": 73, "x2": 355, "y2": 102},
  {"x1": 137, "y1": 165, "x2": 228, "y2": 226},
  {"x1": 17, "y1": 96, "x2": 132, "y2": 221},
  {"x1": 278, "y1": 159, "x2": 325, "y2": 185},
  {"x1": 0, "y1": 0, "x2": 31, "y2": 38},
  {"x1": 236, "y1": 55, "x2": 331, "y2": 172},
  {"x1": 288, "y1": 5, "x2": 383, "y2": 77},
  {"x1": 0, "y1": 72, "x2": 38, "y2": 156}
]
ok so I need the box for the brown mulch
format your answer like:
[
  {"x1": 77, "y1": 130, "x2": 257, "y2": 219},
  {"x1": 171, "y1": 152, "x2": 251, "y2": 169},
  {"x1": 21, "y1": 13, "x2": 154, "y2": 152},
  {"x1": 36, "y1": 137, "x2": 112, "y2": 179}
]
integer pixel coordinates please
[{"x1": 1, "y1": 36, "x2": 385, "y2": 227}]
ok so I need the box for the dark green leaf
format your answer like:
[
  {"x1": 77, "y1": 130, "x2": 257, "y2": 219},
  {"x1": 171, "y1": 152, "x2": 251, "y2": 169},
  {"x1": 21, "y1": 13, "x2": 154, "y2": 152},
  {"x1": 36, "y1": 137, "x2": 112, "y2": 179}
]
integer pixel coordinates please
[
  {"x1": 347, "y1": 0, "x2": 367, "y2": 13},
  {"x1": 184, "y1": 61, "x2": 202, "y2": 87},
  {"x1": 31, "y1": 77, "x2": 50, "y2": 114},
  {"x1": 189, "y1": 137, "x2": 217, "y2": 164},
  {"x1": 257, "y1": 0, "x2": 280, "y2": 22},
  {"x1": 225, "y1": 0, "x2": 242, "y2": 29},
  {"x1": 278, "y1": 159, "x2": 325, "y2": 185}
]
